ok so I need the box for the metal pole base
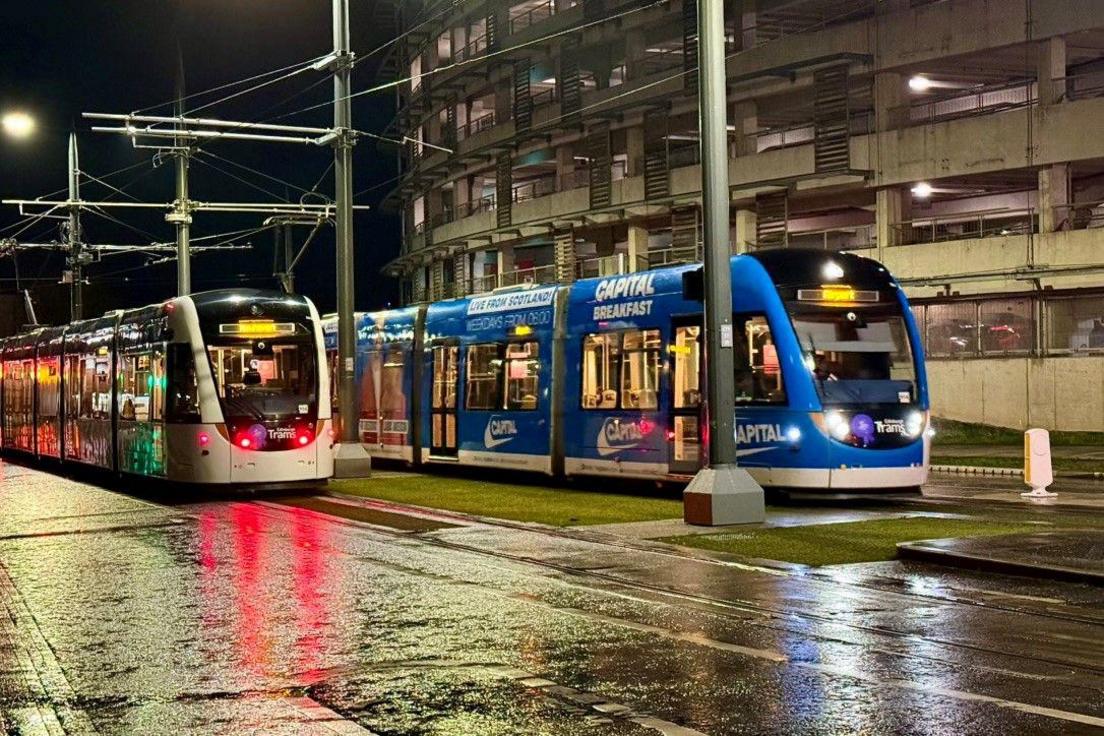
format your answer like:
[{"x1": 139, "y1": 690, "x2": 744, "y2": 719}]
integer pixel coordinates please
[
  {"x1": 333, "y1": 443, "x2": 372, "y2": 479},
  {"x1": 684, "y1": 465, "x2": 766, "y2": 526}
]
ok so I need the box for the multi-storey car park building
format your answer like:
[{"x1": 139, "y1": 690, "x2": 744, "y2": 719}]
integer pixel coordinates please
[{"x1": 377, "y1": 0, "x2": 1104, "y2": 432}]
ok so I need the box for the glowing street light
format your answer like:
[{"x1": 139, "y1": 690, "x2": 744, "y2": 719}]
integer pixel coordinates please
[
  {"x1": 1, "y1": 111, "x2": 36, "y2": 140},
  {"x1": 911, "y1": 182, "x2": 934, "y2": 198},
  {"x1": 908, "y1": 75, "x2": 933, "y2": 92}
]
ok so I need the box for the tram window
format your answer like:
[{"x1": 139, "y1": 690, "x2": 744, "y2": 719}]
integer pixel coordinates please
[
  {"x1": 167, "y1": 344, "x2": 201, "y2": 423},
  {"x1": 672, "y1": 325, "x2": 702, "y2": 409},
  {"x1": 207, "y1": 344, "x2": 315, "y2": 399},
  {"x1": 621, "y1": 329, "x2": 660, "y2": 410},
  {"x1": 380, "y1": 347, "x2": 406, "y2": 419},
  {"x1": 431, "y1": 344, "x2": 458, "y2": 410},
  {"x1": 504, "y1": 341, "x2": 539, "y2": 411},
  {"x1": 65, "y1": 354, "x2": 81, "y2": 419},
  {"x1": 581, "y1": 333, "x2": 619, "y2": 409},
  {"x1": 360, "y1": 350, "x2": 379, "y2": 419},
  {"x1": 118, "y1": 352, "x2": 160, "y2": 422},
  {"x1": 465, "y1": 343, "x2": 502, "y2": 410},
  {"x1": 734, "y1": 315, "x2": 786, "y2": 404}
]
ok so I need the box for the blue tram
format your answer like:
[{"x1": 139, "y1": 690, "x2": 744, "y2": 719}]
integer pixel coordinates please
[{"x1": 324, "y1": 249, "x2": 930, "y2": 490}]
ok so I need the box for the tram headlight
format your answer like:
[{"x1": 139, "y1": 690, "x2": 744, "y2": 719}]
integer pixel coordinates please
[
  {"x1": 197, "y1": 432, "x2": 210, "y2": 448},
  {"x1": 785, "y1": 426, "x2": 802, "y2": 443},
  {"x1": 825, "y1": 411, "x2": 850, "y2": 441},
  {"x1": 906, "y1": 411, "x2": 925, "y2": 438}
]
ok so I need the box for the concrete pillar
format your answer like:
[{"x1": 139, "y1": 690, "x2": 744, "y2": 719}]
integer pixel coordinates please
[
  {"x1": 1037, "y1": 36, "x2": 1068, "y2": 107},
  {"x1": 494, "y1": 77, "x2": 512, "y2": 123},
  {"x1": 733, "y1": 208, "x2": 756, "y2": 253},
  {"x1": 740, "y1": 0, "x2": 757, "y2": 50},
  {"x1": 1039, "y1": 163, "x2": 1071, "y2": 232},
  {"x1": 555, "y1": 145, "x2": 576, "y2": 186},
  {"x1": 594, "y1": 227, "x2": 615, "y2": 257},
  {"x1": 876, "y1": 187, "x2": 909, "y2": 254},
  {"x1": 624, "y1": 29, "x2": 647, "y2": 80},
  {"x1": 430, "y1": 259, "x2": 446, "y2": 301},
  {"x1": 425, "y1": 187, "x2": 444, "y2": 226},
  {"x1": 627, "y1": 221, "x2": 648, "y2": 270},
  {"x1": 496, "y1": 244, "x2": 515, "y2": 283},
  {"x1": 625, "y1": 126, "x2": 645, "y2": 176},
  {"x1": 731, "y1": 100, "x2": 758, "y2": 156},
  {"x1": 454, "y1": 175, "x2": 471, "y2": 209},
  {"x1": 874, "y1": 72, "x2": 907, "y2": 132}
]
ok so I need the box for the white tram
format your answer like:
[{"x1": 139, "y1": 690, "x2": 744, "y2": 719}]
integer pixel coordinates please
[{"x1": 0, "y1": 289, "x2": 334, "y2": 488}]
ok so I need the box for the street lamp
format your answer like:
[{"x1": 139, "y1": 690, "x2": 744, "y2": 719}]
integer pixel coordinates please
[{"x1": 1, "y1": 111, "x2": 36, "y2": 140}]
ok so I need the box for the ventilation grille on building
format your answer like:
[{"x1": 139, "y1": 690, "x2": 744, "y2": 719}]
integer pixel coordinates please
[
  {"x1": 486, "y1": 11, "x2": 499, "y2": 51},
  {"x1": 643, "y1": 109, "x2": 670, "y2": 200},
  {"x1": 670, "y1": 206, "x2": 700, "y2": 261},
  {"x1": 813, "y1": 65, "x2": 851, "y2": 174},
  {"x1": 587, "y1": 126, "x2": 613, "y2": 209},
  {"x1": 554, "y1": 228, "x2": 577, "y2": 283},
  {"x1": 560, "y1": 46, "x2": 583, "y2": 127},
  {"x1": 513, "y1": 60, "x2": 533, "y2": 132},
  {"x1": 755, "y1": 191, "x2": 788, "y2": 248},
  {"x1": 445, "y1": 101, "x2": 458, "y2": 149},
  {"x1": 682, "y1": 0, "x2": 699, "y2": 91},
  {"x1": 496, "y1": 153, "x2": 513, "y2": 228}
]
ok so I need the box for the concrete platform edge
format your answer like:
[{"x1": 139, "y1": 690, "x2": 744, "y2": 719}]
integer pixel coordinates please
[{"x1": 897, "y1": 539, "x2": 1104, "y2": 586}]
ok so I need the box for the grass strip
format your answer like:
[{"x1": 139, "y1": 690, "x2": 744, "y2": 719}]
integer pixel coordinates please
[
  {"x1": 661, "y1": 517, "x2": 1036, "y2": 566},
  {"x1": 330, "y1": 475, "x2": 682, "y2": 527}
]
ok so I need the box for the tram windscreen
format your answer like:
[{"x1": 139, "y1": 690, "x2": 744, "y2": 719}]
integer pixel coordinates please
[
  {"x1": 207, "y1": 339, "x2": 317, "y2": 420},
  {"x1": 789, "y1": 305, "x2": 917, "y2": 405}
]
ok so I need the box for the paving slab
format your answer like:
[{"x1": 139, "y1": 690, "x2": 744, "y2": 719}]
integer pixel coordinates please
[{"x1": 898, "y1": 530, "x2": 1104, "y2": 585}]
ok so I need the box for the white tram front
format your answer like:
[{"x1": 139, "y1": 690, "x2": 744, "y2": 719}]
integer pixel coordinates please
[{"x1": 0, "y1": 289, "x2": 334, "y2": 489}]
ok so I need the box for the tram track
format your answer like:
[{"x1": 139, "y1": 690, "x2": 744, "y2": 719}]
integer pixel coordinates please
[{"x1": 249, "y1": 496, "x2": 1104, "y2": 685}]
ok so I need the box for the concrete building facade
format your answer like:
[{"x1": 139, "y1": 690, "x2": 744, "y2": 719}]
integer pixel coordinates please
[{"x1": 379, "y1": 0, "x2": 1104, "y2": 431}]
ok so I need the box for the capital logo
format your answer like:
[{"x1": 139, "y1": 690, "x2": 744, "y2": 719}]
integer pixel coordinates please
[
  {"x1": 484, "y1": 416, "x2": 518, "y2": 449},
  {"x1": 597, "y1": 418, "x2": 646, "y2": 456}
]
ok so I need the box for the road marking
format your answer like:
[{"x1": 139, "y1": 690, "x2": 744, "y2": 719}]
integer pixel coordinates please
[{"x1": 283, "y1": 696, "x2": 381, "y2": 735}]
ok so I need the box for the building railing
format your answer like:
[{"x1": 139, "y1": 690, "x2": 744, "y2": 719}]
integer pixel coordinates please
[
  {"x1": 451, "y1": 33, "x2": 488, "y2": 63},
  {"x1": 531, "y1": 86, "x2": 558, "y2": 107},
  {"x1": 647, "y1": 244, "x2": 703, "y2": 268},
  {"x1": 1053, "y1": 201, "x2": 1104, "y2": 231},
  {"x1": 787, "y1": 224, "x2": 876, "y2": 251},
  {"x1": 509, "y1": 0, "x2": 554, "y2": 34},
  {"x1": 892, "y1": 207, "x2": 1037, "y2": 245},
  {"x1": 575, "y1": 253, "x2": 651, "y2": 279},
  {"x1": 639, "y1": 47, "x2": 683, "y2": 76},
  {"x1": 458, "y1": 110, "x2": 496, "y2": 140},
  {"x1": 499, "y1": 264, "x2": 557, "y2": 287},
  {"x1": 1059, "y1": 72, "x2": 1104, "y2": 102},
  {"x1": 512, "y1": 176, "x2": 558, "y2": 203},
  {"x1": 900, "y1": 79, "x2": 1036, "y2": 127}
]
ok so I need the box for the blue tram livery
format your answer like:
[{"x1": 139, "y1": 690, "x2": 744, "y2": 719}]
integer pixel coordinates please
[{"x1": 324, "y1": 248, "x2": 930, "y2": 490}]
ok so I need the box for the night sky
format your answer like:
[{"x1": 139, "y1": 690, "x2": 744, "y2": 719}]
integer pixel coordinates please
[{"x1": 0, "y1": 0, "x2": 400, "y2": 326}]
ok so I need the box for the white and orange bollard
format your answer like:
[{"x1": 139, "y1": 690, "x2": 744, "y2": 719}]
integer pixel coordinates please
[{"x1": 1021, "y1": 428, "x2": 1057, "y2": 499}]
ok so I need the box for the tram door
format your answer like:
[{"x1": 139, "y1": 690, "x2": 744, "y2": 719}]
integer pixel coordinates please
[
  {"x1": 669, "y1": 319, "x2": 704, "y2": 475},
  {"x1": 430, "y1": 342, "x2": 459, "y2": 456}
]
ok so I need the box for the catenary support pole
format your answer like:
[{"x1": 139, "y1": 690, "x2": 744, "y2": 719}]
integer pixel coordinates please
[
  {"x1": 332, "y1": 0, "x2": 371, "y2": 477},
  {"x1": 682, "y1": 0, "x2": 764, "y2": 525},
  {"x1": 67, "y1": 133, "x2": 83, "y2": 320},
  {"x1": 171, "y1": 61, "x2": 192, "y2": 296}
]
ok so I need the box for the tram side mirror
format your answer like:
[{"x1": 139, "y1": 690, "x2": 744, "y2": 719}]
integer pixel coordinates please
[{"x1": 682, "y1": 268, "x2": 704, "y2": 302}]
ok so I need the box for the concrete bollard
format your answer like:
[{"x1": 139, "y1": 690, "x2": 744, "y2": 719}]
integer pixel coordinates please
[{"x1": 1021, "y1": 428, "x2": 1057, "y2": 499}]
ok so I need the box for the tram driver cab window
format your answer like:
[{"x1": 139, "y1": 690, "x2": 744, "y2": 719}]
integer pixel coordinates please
[{"x1": 734, "y1": 315, "x2": 786, "y2": 404}]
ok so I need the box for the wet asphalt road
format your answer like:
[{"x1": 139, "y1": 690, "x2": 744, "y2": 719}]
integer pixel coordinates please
[{"x1": 1, "y1": 463, "x2": 1104, "y2": 735}]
